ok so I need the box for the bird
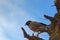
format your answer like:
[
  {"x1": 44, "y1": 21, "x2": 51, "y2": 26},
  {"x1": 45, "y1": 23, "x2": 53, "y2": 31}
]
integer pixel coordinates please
[{"x1": 25, "y1": 20, "x2": 48, "y2": 37}]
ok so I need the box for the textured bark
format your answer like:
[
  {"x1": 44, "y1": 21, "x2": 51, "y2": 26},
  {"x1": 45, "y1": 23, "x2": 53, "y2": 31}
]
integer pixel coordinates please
[
  {"x1": 50, "y1": 0, "x2": 60, "y2": 40},
  {"x1": 54, "y1": 0, "x2": 60, "y2": 12}
]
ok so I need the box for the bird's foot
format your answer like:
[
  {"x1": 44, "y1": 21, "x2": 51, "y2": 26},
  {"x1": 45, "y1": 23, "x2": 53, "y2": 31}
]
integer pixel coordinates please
[
  {"x1": 37, "y1": 34, "x2": 39, "y2": 37},
  {"x1": 32, "y1": 33, "x2": 34, "y2": 36},
  {"x1": 37, "y1": 31, "x2": 41, "y2": 37}
]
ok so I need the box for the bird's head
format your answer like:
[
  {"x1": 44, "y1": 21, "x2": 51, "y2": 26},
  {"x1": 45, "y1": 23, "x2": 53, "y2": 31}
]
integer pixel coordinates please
[{"x1": 25, "y1": 20, "x2": 32, "y2": 26}]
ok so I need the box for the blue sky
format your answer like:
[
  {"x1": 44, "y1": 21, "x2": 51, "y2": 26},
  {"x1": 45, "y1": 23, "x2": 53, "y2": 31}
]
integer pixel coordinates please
[{"x1": 0, "y1": 0, "x2": 57, "y2": 40}]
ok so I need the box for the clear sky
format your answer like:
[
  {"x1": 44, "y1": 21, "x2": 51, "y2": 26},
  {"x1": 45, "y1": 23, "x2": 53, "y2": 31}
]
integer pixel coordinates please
[{"x1": 0, "y1": 0, "x2": 57, "y2": 40}]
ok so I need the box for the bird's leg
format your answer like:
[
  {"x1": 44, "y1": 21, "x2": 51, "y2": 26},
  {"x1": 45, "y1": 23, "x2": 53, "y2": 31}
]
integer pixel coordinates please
[
  {"x1": 37, "y1": 31, "x2": 41, "y2": 37},
  {"x1": 32, "y1": 32, "x2": 35, "y2": 36}
]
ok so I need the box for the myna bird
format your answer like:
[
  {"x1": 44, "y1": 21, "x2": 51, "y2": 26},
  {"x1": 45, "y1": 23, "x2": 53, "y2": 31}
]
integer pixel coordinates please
[{"x1": 25, "y1": 20, "x2": 48, "y2": 37}]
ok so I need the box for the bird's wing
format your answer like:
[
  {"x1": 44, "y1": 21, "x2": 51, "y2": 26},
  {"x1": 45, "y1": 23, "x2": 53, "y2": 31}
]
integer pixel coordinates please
[{"x1": 40, "y1": 23, "x2": 47, "y2": 26}]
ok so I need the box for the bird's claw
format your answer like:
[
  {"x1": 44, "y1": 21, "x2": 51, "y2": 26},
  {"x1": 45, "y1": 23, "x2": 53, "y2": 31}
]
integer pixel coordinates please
[
  {"x1": 37, "y1": 34, "x2": 39, "y2": 37},
  {"x1": 32, "y1": 33, "x2": 34, "y2": 36},
  {"x1": 37, "y1": 31, "x2": 41, "y2": 37}
]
